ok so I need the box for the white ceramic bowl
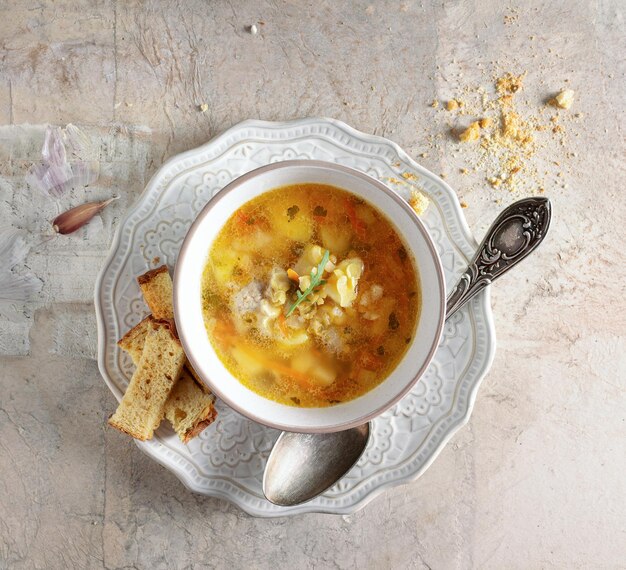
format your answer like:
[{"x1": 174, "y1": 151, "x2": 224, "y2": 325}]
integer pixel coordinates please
[{"x1": 174, "y1": 160, "x2": 445, "y2": 433}]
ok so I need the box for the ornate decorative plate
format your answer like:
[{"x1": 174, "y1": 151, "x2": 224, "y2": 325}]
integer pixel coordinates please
[{"x1": 95, "y1": 118, "x2": 496, "y2": 517}]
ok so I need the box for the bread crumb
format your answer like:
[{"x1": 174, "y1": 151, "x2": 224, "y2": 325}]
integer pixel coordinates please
[
  {"x1": 199, "y1": 103, "x2": 209, "y2": 113},
  {"x1": 440, "y1": 173, "x2": 447, "y2": 179},
  {"x1": 430, "y1": 99, "x2": 439, "y2": 108},
  {"x1": 460, "y1": 168, "x2": 469, "y2": 174},
  {"x1": 554, "y1": 89, "x2": 575, "y2": 109},
  {"x1": 496, "y1": 72, "x2": 525, "y2": 95},
  {"x1": 479, "y1": 117, "x2": 493, "y2": 128},
  {"x1": 446, "y1": 100, "x2": 459, "y2": 111},
  {"x1": 460, "y1": 201, "x2": 468, "y2": 208},
  {"x1": 401, "y1": 172, "x2": 419, "y2": 181},
  {"x1": 459, "y1": 122, "x2": 481, "y2": 142},
  {"x1": 409, "y1": 190, "x2": 429, "y2": 215},
  {"x1": 502, "y1": 112, "x2": 533, "y2": 145}
]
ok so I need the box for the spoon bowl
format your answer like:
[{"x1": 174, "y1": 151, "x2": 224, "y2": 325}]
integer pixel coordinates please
[{"x1": 263, "y1": 424, "x2": 371, "y2": 506}]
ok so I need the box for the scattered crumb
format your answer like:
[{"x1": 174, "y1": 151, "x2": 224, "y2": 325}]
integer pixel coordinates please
[
  {"x1": 199, "y1": 103, "x2": 209, "y2": 113},
  {"x1": 401, "y1": 172, "x2": 419, "y2": 181},
  {"x1": 387, "y1": 177, "x2": 404, "y2": 184},
  {"x1": 446, "y1": 100, "x2": 459, "y2": 111},
  {"x1": 553, "y1": 89, "x2": 575, "y2": 109},
  {"x1": 459, "y1": 122, "x2": 481, "y2": 142},
  {"x1": 420, "y1": 152, "x2": 428, "y2": 158},
  {"x1": 247, "y1": 24, "x2": 258, "y2": 34},
  {"x1": 496, "y1": 72, "x2": 525, "y2": 95},
  {"x1": 501, "y1": 111, "x2": 533, "y2": 145},
  {"x1": 460, "y1": 201, "x2": 468, "y2": 208},
  {"x1": 460, "y1": 168, "x2": 469, "y2": 174},
  {"x1": 152, "y1": 256, "x2": 160, "y2": 265},
  {"x1": 479, "y1": 117, "x2": 493, "y2": 129},
  {"x1": 504, "y1": 10, "x2": 519, "y2": 25},
  {"x1": 440, "y1": 173, "x2": 447, "y2": 179},
  {"x1": 430, "y1": 99, "x2": 439, "y2": 108},
  {"x1": 409, "y1": 189, "x2": 429, "y2": 215}
]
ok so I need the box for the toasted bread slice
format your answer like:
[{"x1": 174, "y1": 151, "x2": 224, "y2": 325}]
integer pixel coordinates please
[
  {"x1": 117, "y1": 315, "x2": 155, "y2": 364},
  {"x1": 117, "y1": 317, "x2": 216, "y2": 442},
  {"x1": 109, "y1": 320, "x2": 185, "y2": 440},
  {"x1": 137, "y1": 265, "x2": 174, "y2": 320},
  {"x1": 165, "y1": 375, "x2": 217, "y2": 443}
]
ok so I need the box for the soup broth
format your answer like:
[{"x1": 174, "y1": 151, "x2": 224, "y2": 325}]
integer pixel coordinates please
[{"x1": 201, "y1": 183, "x2": 420, "y2": 407}]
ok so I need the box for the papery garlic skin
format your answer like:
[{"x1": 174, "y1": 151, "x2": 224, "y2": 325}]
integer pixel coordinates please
[
  {"x1": 26, "y1": 124, "x2": 100, "y2": 198},
  {"x1": 0, "y1": 228, "x2": 42, "y2": 310}
]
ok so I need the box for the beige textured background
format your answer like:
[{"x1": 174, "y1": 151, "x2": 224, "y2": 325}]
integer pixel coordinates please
[{"x1": 1, "y1": 1, "x2": 625, "y2": 568}]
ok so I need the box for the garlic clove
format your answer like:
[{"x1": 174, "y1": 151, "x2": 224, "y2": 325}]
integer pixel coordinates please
[{"x1": 52, "y1": 197, "x2": 118, "y2": 235}]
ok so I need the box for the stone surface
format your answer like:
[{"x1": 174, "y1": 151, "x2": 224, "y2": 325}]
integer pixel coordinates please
[{"x1": 1, "y1": 1, "x2": 625, "y2": 568}]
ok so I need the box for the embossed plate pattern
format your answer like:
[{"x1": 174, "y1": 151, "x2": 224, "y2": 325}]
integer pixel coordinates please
[{"x1": 95, "y1": 118, "x2": 496, "y2": 517}]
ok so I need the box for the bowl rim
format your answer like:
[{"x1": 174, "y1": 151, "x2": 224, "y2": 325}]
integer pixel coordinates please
[{"x1": 173, "y1": 159, "x2": 446, "y2": 432}]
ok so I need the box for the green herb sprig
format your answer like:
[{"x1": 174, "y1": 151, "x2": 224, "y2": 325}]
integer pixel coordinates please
[{"x1": 286, "y1": 249, "x2": 330, "y2": 317}]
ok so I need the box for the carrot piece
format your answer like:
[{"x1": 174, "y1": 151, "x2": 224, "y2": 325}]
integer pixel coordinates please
[
  {"x1": 277, "y1": 314, "x2": 289, "y2": 335},
  {"x1": 344, "y1": 197, "x2": 367, "y2": 240},
  {"x1": 359, "y1": 351, "x2": 383, "y2": 371},
  {"x1": 239, "y1": 345, "x2": 313, "y2": 387},
  {"x1": 212, "y1": 319, "x2": 236, "y2": 347},
  {"x1": 236, "y1": 210, "x2": 251, "y2": 225}
]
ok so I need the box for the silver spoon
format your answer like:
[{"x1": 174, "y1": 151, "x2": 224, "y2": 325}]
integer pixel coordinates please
[{"x1": 263, "y1": 196, "x2": 552, "y2": 507}]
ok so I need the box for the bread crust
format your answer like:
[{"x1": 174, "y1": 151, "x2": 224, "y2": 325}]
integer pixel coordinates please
[
  {"x1": 117, "y1": 315, "x2": 154, "y2": 348},
  {"x1": 137, "y1": 265, "x2": 174, "y2": 320},
  {"x1": 151, "y1": 318, "x2": 181, "y2": 343},
  {"x1": 136, "y1": 264, "x2": 169, "y2": 285},
  {"x1": 107, "y1": 416, "x2": 150, "y2": 441},
  {"x1": 182, "y1": 406, "x2": 218, "y2": 443}
]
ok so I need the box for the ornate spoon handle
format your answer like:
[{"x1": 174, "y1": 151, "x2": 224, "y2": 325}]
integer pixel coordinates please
[{"x1": 446, "y1": 197, "x2": 552, "y2": 319}]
